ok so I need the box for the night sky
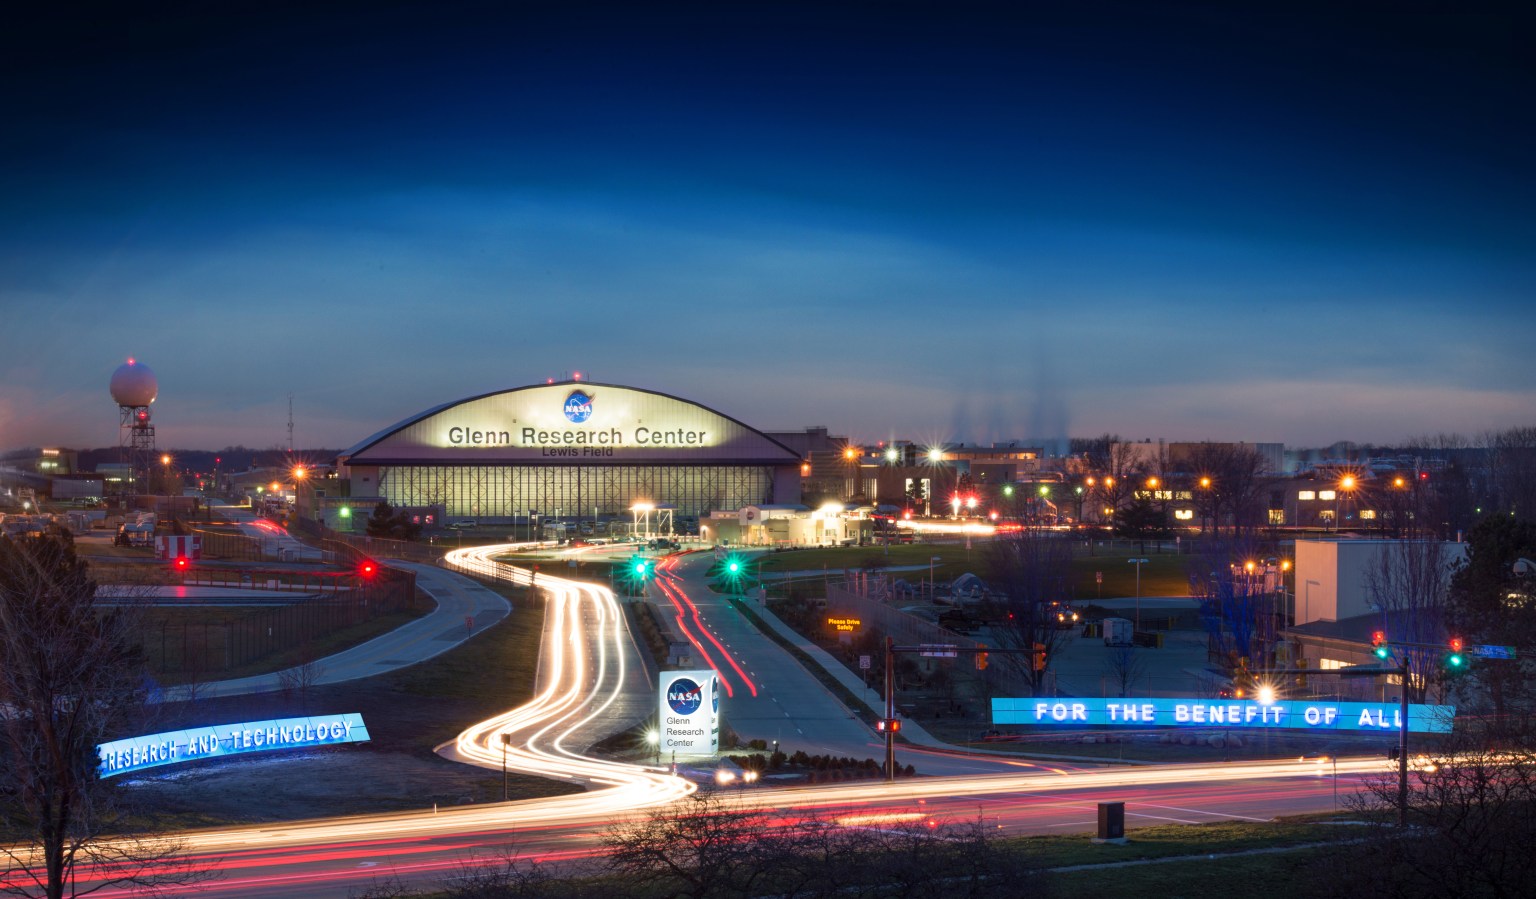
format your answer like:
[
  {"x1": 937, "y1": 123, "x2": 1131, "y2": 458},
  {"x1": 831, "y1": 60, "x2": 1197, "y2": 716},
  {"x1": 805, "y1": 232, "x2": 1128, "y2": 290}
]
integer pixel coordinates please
[{"x1": 3, "y1": 1, "x2": 1533, "y2": 453}]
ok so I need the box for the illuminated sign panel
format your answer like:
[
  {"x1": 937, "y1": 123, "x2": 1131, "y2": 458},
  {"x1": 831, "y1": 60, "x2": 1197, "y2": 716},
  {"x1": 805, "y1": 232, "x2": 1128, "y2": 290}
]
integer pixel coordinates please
[
  {"x1": 344, "y1": 383, "x2": 801, "y2": 465},
  {"x1": 97, "y1": 713, "x2": 370, "y2": 778},
  {"x1": 659, "y1": 669, "x2": 720, "y2": 758},
  {"x1": 826, "y1": 617, "x2": 862, "y2": 632},
  {"x1": 993, "y1": 698, "x2": 1454, "y2": 734}
]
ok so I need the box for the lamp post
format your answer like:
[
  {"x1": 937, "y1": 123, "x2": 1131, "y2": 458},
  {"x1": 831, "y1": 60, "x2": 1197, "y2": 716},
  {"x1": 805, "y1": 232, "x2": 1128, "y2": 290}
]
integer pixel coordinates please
[
  {"x1": 1127, "y1": 558, "x2": 1148, "y2": 631},
  {"x1": 500, "y1": 733, "x2": 512, "y2": 800}
]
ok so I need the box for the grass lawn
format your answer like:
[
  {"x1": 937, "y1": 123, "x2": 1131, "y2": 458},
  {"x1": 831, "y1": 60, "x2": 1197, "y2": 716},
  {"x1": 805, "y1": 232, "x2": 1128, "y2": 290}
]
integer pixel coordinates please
[
  {"x1": 1048, "y1": 844, "x2": 1341, "y2": 898},
  {"x1": 751, "y1": 542, "x2": 1195, "y2": 599},
  {"x1": 999, "y1": 815, "x2": 1367, "y2": 897},
  {"x1": 138, "y1": 606, "x2": 427, "y2": 685},
  {"x1": 1019, "y1": 815, "x2": 1363, "y2": 868},
  {"x1": 1067, "y1": 552, "x2": 1192, "y2": 599}
]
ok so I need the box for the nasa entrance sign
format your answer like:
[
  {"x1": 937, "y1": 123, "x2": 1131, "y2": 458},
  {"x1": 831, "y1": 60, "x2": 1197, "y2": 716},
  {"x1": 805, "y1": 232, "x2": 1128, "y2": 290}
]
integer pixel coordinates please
[{"x1": 660, "y1": 669, "x2": 720, "y2": 758}]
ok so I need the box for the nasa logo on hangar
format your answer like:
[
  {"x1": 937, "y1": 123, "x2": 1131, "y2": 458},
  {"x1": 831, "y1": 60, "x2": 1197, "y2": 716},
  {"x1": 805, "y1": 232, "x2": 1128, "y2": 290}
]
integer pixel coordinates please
[
  {"x1": 563, "y1": 390, "x2": 594, "y2": 423},
  {"x1": 667, "y1": 677, "x2": 703, "y2": 715}
]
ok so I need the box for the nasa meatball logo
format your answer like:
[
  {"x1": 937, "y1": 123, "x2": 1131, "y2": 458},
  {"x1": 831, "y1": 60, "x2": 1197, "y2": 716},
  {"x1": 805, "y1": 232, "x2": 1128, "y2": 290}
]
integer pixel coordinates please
[
  {"x1": 666, "y1": 677, "x2": 703, "y2": 715},
  {"x1": 711, "y1": 676, "x2": 720, "y2": 714},
  {"x1": 563, "y1": 390, "x2": 594, "y2": 424}
]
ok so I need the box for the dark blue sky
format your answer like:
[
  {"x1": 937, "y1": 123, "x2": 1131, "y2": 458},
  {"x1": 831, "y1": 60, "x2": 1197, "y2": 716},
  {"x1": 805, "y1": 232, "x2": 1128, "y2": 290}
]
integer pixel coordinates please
[{"x1": 3, "y1": 1, "x2": 1532, "y2": 452}]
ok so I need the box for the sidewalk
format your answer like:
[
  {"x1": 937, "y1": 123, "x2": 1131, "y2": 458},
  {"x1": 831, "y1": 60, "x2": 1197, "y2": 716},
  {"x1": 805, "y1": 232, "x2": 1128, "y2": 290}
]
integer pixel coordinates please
[{"x1": 158, "y1": 561, "x2": 510, "y2": 702}]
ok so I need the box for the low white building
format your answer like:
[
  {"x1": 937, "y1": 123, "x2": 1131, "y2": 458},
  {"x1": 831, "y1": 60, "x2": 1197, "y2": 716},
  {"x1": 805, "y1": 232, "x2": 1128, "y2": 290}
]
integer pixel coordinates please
[
  {"x1": 1294, "y1": 538, "x2": 1467, "y2": 625},
  {"x1": 703, "y1": 503, "x2": 873, "y2": 547}
]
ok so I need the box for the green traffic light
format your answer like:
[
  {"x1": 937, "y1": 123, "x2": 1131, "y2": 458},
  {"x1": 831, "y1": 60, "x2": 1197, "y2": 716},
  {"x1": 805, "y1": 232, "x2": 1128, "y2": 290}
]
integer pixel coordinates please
[
  {"x1": 1448, "y1": 654, "x2": 1464, "y2": 668},
  {"x1": 1374, "y1": 645, "x2": 1390, "y2": 659}
]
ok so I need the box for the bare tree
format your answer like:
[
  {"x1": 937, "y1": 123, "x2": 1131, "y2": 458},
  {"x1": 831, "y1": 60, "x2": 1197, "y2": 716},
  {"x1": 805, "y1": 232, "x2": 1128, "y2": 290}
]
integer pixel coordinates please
[
  {"x1": 1189, "y1": 535, "x2": 1279, "y2": 669},
  {"x1": 1183, "y1": 443, "x2": 1269, "y2": 536},
  {"x1": 1488, "y1": 426, "x2": 1536, "y2": 520},
  {"x1": 1303, "y1": 739, "x2": 1536, "y2": 898},
  {"x1": 984, "y1": 527, "x2": 1075, "y2": 695},
  {"x1": 276, "y1": 650, "x2": 326, "y2": 711},
  {"x1": 1104, "y1": 644, "x2": 1147, "y2": 697},
  {"x1": 1363, "y1": 538, "x2": 1455, "y2": 704},
  {"x1": 601, "y1": 792, "x2": 1046, "y2": 898},
  {"x1": 0, "y1": 535, "x2": 210, "y2": 898},
  {"x1": 601, "y1": 793, "x2": 776, "y2": 899}
]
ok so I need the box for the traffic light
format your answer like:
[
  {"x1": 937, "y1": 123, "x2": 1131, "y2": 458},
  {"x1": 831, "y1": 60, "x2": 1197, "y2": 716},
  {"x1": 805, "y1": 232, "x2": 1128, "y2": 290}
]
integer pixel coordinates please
[
  {"x1": 976, "y1": 651, "x2": 989, "y2": 670},
  {"x1": 1372, "y1": 630, "x2": 1390, "y2": 659},
  {"x1": 725, "y1": 557, "x2": 742, "y2": 577},
  {"x1": 1032, "y1": 642, "x2": 1047, "y2": 672},
  {"x1": 1447, "y1": 637, "x2": 1466, "y2": 670},
  {"x1": 358, "y1": 560, "x2": 378, "y2": 579},
  {"x1": 172, "y1": 556, "x2": 190, "y2": 572}
]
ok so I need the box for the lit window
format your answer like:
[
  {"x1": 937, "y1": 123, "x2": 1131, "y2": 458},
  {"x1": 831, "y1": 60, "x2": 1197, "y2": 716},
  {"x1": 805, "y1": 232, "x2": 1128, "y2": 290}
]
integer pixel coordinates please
[
  {"x1": 1318, "y1": 490, "x2": 1336, "y2": 501},
  {"x1": 1268, "y1": 510, "x2": 1285, "y2": 525},
  {"x1": 1174, "y1": 509, "x2": 1193, "y2": 520},
  {"x1": 1298, "y1": 491, "x2": 1316, "y2": 501},
  {"x1": 1360, "y1": 510, "x2": 1377, "y2": 520}
]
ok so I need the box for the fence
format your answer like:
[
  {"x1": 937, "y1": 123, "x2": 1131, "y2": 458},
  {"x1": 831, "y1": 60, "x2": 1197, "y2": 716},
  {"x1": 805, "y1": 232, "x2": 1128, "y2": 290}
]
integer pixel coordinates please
[
  {"x1": 293, "y1": 518, "x2": 446, "y2": 564},
  {"x1": 140, "y1": 555, "x2": 419, "y2": 678},
  {"x1": 186, "y1": 525, "x2": 284, "y2": 562}
]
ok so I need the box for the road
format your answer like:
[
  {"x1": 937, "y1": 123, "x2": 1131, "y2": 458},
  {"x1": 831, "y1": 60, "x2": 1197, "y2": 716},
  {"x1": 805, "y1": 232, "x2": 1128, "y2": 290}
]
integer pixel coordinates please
[
  {"x1": 56, "y1": 542, "x2": 1377, "y2": 897},
  {"x1": 83, "y1": 758, "x2": 1376, "y2": 898},
  {"x1": 648, "y1": 551, "x2": 1050, "y2": 778}
]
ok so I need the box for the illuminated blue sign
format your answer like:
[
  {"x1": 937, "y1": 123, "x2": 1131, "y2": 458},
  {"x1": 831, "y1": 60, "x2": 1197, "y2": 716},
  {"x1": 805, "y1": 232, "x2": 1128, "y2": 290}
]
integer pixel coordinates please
[
  {"x1": 97, "y1": 713, "x2": 370, "y2": 778},
  {"x1": 992, "y1": 698, "x2": 1454, "y2": 734},
  {"x1": 563, "y1": 390, "x2": 594, "y2": 423}
]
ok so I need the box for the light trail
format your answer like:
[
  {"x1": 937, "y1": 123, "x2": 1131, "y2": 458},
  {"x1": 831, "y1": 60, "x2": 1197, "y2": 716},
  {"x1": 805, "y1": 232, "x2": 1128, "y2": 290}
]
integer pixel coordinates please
[
  {"x1": 95, "y1": 544, "x2": 699, "y2": 862},
  {"x1": 32, "y1": 538, "x2": 1423, "y2": 895},
  {"x1": 897, "y1": 519, "x2": 996, "y2": 536},
  {"x1": 441, "y1": 544, "x2": 696, "y2": 797},
  {"x1": 652, "y1": 557, "x2": 758, "y2": 698}
]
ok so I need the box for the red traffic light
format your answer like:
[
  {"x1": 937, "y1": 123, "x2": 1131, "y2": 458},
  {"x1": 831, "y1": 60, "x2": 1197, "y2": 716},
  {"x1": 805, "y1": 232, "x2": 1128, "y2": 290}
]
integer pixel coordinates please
[
  {"x1": 1371, "y1": 630, "x2": 1387, "y2": 647},
  {"x1": 173, "y1": 556, "x2": 189, "y2": 570},
  {"x1": 358, "y1": 560, "x2": 378, "y2": 578},
  {"x1": 1449, "y1": 637, "x2": 1464, "y2": 653}
]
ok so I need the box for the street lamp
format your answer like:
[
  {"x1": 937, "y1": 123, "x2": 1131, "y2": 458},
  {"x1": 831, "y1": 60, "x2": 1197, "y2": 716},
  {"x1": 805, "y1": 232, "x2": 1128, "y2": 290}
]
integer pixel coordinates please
[
  {"x1": 500, "y1": 733, "x2": 512, "y2": 800},
  {"x1": 646, "y1": 729, "x2": 660, "y2": 765},
  {"x1": 1336, "y1": 474, "x2": 1357, "y2": 531},
  {"x1": 1127, "y1": 558, "x2": 1148, "y2": 631}
]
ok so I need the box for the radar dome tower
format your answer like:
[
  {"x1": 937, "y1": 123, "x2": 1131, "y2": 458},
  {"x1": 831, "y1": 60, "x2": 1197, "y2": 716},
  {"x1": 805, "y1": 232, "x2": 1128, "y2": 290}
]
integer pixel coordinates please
[{"x1": 110, "y1": 358, "x2": 158, "y2": 500}]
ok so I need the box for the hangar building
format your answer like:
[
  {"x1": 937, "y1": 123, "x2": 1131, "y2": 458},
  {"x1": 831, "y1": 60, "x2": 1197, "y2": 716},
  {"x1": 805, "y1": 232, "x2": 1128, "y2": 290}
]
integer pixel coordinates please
[{"x1": 337, "y1": 381, "x2": 805, "y2": 525}]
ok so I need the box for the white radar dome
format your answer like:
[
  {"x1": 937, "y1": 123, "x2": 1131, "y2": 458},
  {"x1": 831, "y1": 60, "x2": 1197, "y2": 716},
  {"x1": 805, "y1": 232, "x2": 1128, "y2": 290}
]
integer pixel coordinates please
[{"x1": 110, "y1": 359, "x2": 158, "y2": 407}]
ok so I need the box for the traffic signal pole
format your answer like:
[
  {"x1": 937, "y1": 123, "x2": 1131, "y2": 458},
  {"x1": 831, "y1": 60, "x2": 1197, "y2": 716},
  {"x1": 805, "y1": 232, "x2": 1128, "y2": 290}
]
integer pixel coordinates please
[
  {"x1": 881, "y1": 640, "x2": 1037, "y2": 783},
  {"x1": 884, "y1": 636, "x2": 895, "y2": 782}
]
